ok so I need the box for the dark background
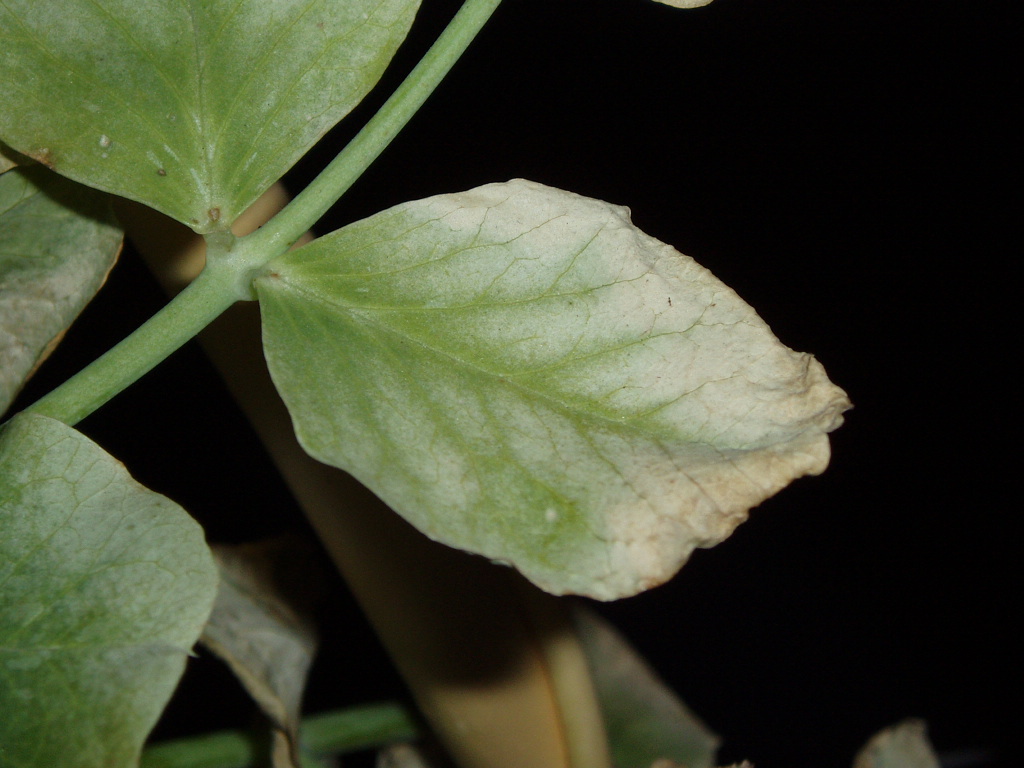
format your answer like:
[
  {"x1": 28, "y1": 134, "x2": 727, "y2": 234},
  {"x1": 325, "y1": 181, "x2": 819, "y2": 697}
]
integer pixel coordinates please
[{"x1": 13, "y1": 1, "x2": 1014, "y2": 766}]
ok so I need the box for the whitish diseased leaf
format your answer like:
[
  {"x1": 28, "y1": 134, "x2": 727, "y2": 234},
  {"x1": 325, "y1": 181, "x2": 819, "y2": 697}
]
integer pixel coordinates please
[
  {"x1": 573, "y1": 607, "x2": 718, "y2": 768},
  {"x1": 0, "y1": 413, "x2": 218, "y2": 768},
  {"x1": 0, "y1": 0, "x2": 419, "y2": 232},
  {"x1": 650, "y1": 0, "x2": 715, "y2": 8},
  {"x1": 853, "y1": 720, "x2": 941, "y2": 768},
  {"x1": 0, "y1": 165, "x2": 122, "y2": 414},
  {"x1": 257, "y1": 179, "x2": 850, "y2": 600},
  {"x1": 201, "y1": 537, "x2": 323, "y2": 768}
]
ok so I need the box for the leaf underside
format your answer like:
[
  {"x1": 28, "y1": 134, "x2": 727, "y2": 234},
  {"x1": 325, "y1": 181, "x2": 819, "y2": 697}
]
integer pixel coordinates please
[
  {"x1": 0, "y1": 0, "x2": 420, "y2": 231},
  {"x1": 257, "y1": 179, "x2": 850, "y2": 600},
  {"x1": 0, "y1": 413, "x2": 218, "y2": 768},
  {"x1": 0, "y1": 165, "x2": 122, "y2": 415}
]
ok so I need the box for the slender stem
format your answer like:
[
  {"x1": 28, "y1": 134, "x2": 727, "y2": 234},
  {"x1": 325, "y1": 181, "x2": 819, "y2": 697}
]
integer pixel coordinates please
[
  {"x1": 241, "y1": 0, "x2": 505, "y2": 260},
  {"x1": 138, "y1": 702, "x2": 419, "y2": 768},
  {"x1": 23, "y1": 251, "x2": 244, "y2": 426}
]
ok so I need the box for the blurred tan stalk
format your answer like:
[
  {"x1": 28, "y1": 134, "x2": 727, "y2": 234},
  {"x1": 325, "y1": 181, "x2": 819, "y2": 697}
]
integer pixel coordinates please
[{"x1": 114, "y1": 185, "x2": 612, "y2": 768}]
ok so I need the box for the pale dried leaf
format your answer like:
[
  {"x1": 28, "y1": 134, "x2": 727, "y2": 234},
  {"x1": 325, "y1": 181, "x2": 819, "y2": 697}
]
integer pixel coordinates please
[
  {"x1": 650, "y1": 0, "x2": 715, "y2": 8},
  {"x1": 200, "y1": 536, "x2": 325, "y2": 768},
  {"x1": 573, "y1": 607, "x2": 718, "y2": 768},
  {"x1": 852, "y1": 720, "x2": 940, "y2": 768}
]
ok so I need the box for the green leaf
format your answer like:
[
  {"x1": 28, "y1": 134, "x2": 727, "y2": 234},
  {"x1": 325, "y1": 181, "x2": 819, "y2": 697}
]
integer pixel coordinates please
[
  {"x1": 573, "y1": 607, "x2": 718, "y2": 768},
  {"x1": 0, "y1": 165, "x2": 122, "y2": 415},
  {"x1": 0, "y1": 413, "x2": 218, "y2": 768},
  {"x1": 0, "y1": 0, "x2": 420, "y2": 232},
  {"x1": 852, "y1": 720, "x2": 941, "y2": 768},
  {"x1": 0, "y1": 143, "x2": 17, "y2": 174},
  {"x1": 256, "y1": 179, "x2": 850, "y2": 600}
]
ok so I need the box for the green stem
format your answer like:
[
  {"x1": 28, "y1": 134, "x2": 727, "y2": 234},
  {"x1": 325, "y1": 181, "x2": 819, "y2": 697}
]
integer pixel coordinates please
[
  {"x1": 23, "y1": 246, "x2": 244, "y2": 426},
  {"x1": 241, "y1": 0, "x2": 505, "y2": 259},
  {"x1": 139, "y1": 702, "x2": 419, "y2": 768},
  {"x1": 17, "y1": 0, "x2": 504, "y2": 427}
]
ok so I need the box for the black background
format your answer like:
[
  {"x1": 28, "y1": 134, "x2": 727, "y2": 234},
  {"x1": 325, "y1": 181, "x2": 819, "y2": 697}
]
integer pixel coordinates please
[{"x1": 12, "y1": 1, "x2": 1015, "y2": 766}]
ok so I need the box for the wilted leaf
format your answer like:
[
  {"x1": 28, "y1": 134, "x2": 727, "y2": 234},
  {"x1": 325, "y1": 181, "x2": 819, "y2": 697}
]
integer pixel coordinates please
[
  {"x1": 0, "y1": 413, "x2": 218, "y2": 768},
  {"x1": 573, "y1": 607, "x2": 718, "y2": 768},
  {"x1": 0, "y1": 0, "x2": 420, "y2": 231},
  {"x1": 853, "y1": 720, "x2": 940, "y2": 768},
  {"x1": 0, "y1": 165, "x2": 122, "y2": 414},
  {"x1": 257, "y1": 179, "x2": 849, "y2": 600},
  {"x1": 650, "y1": 0, "x2": 715, "y2": 8},
  {"x1": 201, "y1": 536, "x2": 323, "y2": 768}
]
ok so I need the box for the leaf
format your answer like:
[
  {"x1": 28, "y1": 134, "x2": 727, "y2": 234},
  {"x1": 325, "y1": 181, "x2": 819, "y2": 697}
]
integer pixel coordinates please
[
  {"x1": 649, "y1": 0, "x2": 715, "y2": 8},
  {"x1": 0, "y1": 165, "x2": 122, "y2": 415},
  {"x1": 0, "y1": 412, "x2": 219, "y2": 768},
  {"x1": 256, "y1": 179, "x2": 850, "y2": 600},
  {"x1": 200, "y1": 536, "x2": 323, "y2": 768},
  {"x1": 852, "y1": 720, "x2": 941, "y2": 768},
  {"x1": 572, "y1": 607, "x2": 718, "y2": 768},
  {"x1": 0, "y1": 0, "x2": 420, "y2": 232},
  {"x1": 0, "y1": 143, "x2": 17, "y2": 174}
]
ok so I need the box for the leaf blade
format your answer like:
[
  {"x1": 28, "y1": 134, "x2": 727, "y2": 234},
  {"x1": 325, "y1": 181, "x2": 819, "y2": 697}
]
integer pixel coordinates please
[
  {"x1": 0, "y1": 142, "x2": 17, "y2": 174},
  {"x1": 0, "y1": 0, "x2": 420, "y2": 231},
  {"x1": 0, "y1": 165, "x2": 122, "y2": 415},
  {"x1": 257, "y1": 179, "x2": 850, "y2": 600},
  {"x1": 0, "y1": 413, "x2": 218, "y2": 768}
]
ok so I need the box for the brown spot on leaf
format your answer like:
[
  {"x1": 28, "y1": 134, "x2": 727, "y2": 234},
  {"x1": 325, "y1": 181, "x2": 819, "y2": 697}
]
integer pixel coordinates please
[
  {"x1": 208, "y1": 207, "x2": 221, "y2": 222},
  {"x1": 157, "y1": 168, "x2": 167, "y2": 176},
  {"x1": 25, "y1": 148, "x2": 55, "y2": 168}
]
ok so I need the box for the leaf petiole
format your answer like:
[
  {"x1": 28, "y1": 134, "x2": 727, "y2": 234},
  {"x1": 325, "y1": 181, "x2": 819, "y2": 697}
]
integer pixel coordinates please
[{"x1": 138, "y1": 702, "x2": 419, "y2": 768}]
